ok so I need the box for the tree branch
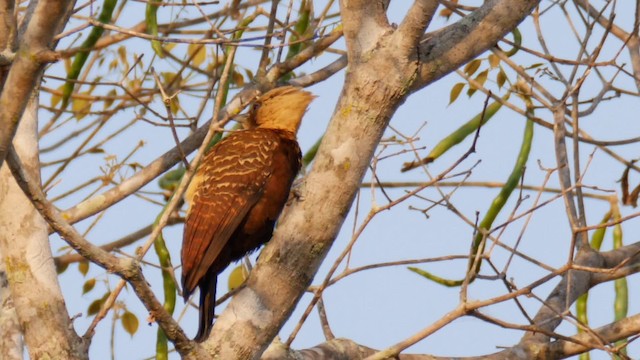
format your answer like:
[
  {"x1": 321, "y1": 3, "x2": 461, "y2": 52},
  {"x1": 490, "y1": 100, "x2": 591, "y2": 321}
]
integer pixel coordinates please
[
  {"x1": 414, "y1": 0, "x2": 540, "y2": 89},
  {"x1": 394, "y1": 0, "x2": 438, "y2": 56},
  {"x1": 0, "y1": 96, "x2": 87, "y2": 359},
  {"x1": 0, "y1": 0, "x2": 75, "y2": 167},
  {"x1": 0, "y1": 258, "x2": 23, "y2": 360},
  {"x1": 53, "y1": 216, "x2": 183, "y2": 267},
  {"x1": 340, "y1": 0, "x2": 391, "y2": 61},
  {"x1": 546, "y1": 312, "x2": 640, "y2": 358}
]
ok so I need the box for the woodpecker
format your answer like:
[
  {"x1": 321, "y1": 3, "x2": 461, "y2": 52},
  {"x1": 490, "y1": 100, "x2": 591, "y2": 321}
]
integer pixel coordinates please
[{"x1": 181, "y1": 86, "x2": 315, "y2": 341}]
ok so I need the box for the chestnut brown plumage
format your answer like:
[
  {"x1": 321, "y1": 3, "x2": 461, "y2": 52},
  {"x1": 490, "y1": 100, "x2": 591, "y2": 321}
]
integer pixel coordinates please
[{"x1": 181, "y1": 86, "x2": 315, "y2": 342}]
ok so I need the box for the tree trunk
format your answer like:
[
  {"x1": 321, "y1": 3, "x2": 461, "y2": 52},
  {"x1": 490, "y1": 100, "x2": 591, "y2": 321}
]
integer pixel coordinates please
[{"x1": 0, "y1": 94, "x2": 88, "y2": 359}]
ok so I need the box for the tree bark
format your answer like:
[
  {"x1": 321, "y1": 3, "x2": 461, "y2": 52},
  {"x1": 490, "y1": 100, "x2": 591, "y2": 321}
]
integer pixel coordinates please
[
  {"x1": 0, "y1": 95, "x2": 88, "y2": 359},
  {"x1": 0, "y1": 258, "x2": 23, "y2": 360},
  {"x1": 0, "y1": 0, "x2": 75, "y2": 167}
]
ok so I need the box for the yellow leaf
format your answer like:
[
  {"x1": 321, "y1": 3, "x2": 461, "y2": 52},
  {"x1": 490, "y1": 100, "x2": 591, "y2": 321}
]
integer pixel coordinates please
[
  {"x1": 72, "y1": 98, "x2": 90, "y2": 120},
  {"x1": 87, "y1": 298, "x2": 103, "y2": 316},
  {"x1": 475, "y1": 69, "x2": 489, "y2": 88},
  {"x1": 87, "y1": 292, "x2": 109, "y2": 316},
  {"x1": 117, "y1": 45, "x2": 129, "y2": 70},
  {"x1": 464, "y1": 59, "x2": 481, "y2": 77},
  {"x1": 228, "y1": 264, "x2": 248, "y2": 291},
  {"x1": 449, "y1": 83, "x2": 465, "y2": 105},
  {"x1": 488, "y1": 54, "x2": 500, "y2": 68},
  {"x1": 233, "y1": 70, "x2": 245, "y2": 87},
  {"x1": 64, "y1": 57, "x2": 72, "y2": 74},
  {"x1": 121, "y1": 311, "x2": 139, "y2": 337},
  {"x1": 244, "y1": 68, "x2": 254, "y2": 81},
  {"x1": 56, "y1": 262, "x2": 68, "y2": 274},
  {"x1": 188, "y1": 44, "x2": 206, "y2": 67},
  {"x1": 51, "y1": 85, "x2": 64, "y2": 108},
  {"x1": 497, "y1": 69, "x2": 507, "y2": 89},
  {"x1": 104, "y1": 89, "x2": 117, "y2": 109},
  {"x1": 164, "y1": 42, "x2": 176, "y2": 53},
  {"x1": 78, "y1": 260, "x2": 89, "y2": 276},
  {"x1": 82, "y1": 278, "x2": 96, "y2": 295}
]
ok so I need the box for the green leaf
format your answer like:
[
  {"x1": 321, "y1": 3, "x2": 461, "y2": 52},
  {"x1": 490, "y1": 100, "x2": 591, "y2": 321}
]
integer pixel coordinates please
[
  {"x1": 153, "y1": 202, "x2": 177, "y2": 360},
  {"x1": 82, "y1": 278, "x2": 96, "y2": 295},
  {"x1": 449, "y1": 83, "x2": 465, "y2": 105},
  {"x1": 285, "y1": 0, "x2": 313, "y2": 60},
  {"x1": 469, "y1": 109, "x2": 534, "y2": 276},
  {"x1": 61, "y1": 0, "x2": 118, "y2": 109},
  {"x1": 158, "y1": 168, "x2": 185, "y2": 191},
  {"x1": 302, "y1": 136, "x2": 323, "y2": 168},
  {"x1": 590, "y1": 212, "x2": 611, "y2": 251},
  {"x1": 412, "y1": 96, "x2": 507, "y2": 167},
  {"x1": 121, "y1": 311, "x2": 139, "y2": 336},
  {"x1": 505, "y1": 28, "x2": 522, "y2": 57},
  {"x1": 146, "y1": 0, "x2": 164, "y2": 58},
  {"x1": 408, "y1": 266, "x2": 463, "y2": 287}
]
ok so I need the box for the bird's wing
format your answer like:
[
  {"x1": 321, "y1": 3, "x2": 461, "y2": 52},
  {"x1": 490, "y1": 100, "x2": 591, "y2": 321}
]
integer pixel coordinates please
[{"x1": 181, "y1": 131, "x2": 276, "y2": 296}]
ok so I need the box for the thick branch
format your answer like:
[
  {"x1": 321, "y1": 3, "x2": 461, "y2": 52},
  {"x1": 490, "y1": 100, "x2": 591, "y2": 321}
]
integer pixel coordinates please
[
  {"x1": 53, "y1": 216, "x2": 183, "y2": 267},
  {"x1": 261, "y1": 310, "x2": 640, "y2": 360},
  {"x1": 414, "y1": 0, "x2": 540, "y2": 89},
  {"x1": 262, "y1": 338, "x2": 431, "y2": 360},
  {"x1": 546, "y1": 312, "x2": 640, "y2": 358},
  {"x1": 0, "y1": 247, "x2": 23, "y2": 360},
  {"x1": 593, "y1": 240, "x2": 640, "y2": 284},
  {"x1": 0, "y1": 0, "x2": 75, "y2": 168},
  {"x1": 0, "y1": 97, "x2": 87, "y2": 359},
  {"x1": 0, "y1": 0, "x2": 17, "y2": 88},
  {"x1": 394, "y1": 0, "x2": 439, "y2": 56},
  {"x1": 520, "y1": 249, "x2": 604, "y2": 346},
  {"x1": 340, "y1": 0, "x2": 391, "y2": 61}
]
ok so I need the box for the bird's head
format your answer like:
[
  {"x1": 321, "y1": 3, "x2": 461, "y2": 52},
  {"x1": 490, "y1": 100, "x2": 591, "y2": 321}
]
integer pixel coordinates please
[{"x1": 250, "y1": 86, "x2": 315, "y2": 133}]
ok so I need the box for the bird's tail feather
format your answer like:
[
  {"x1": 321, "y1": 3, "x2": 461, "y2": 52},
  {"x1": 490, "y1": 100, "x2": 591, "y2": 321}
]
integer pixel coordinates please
[{"x1": 194, "y1": 274, "x2": 216, "y2": 342}]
